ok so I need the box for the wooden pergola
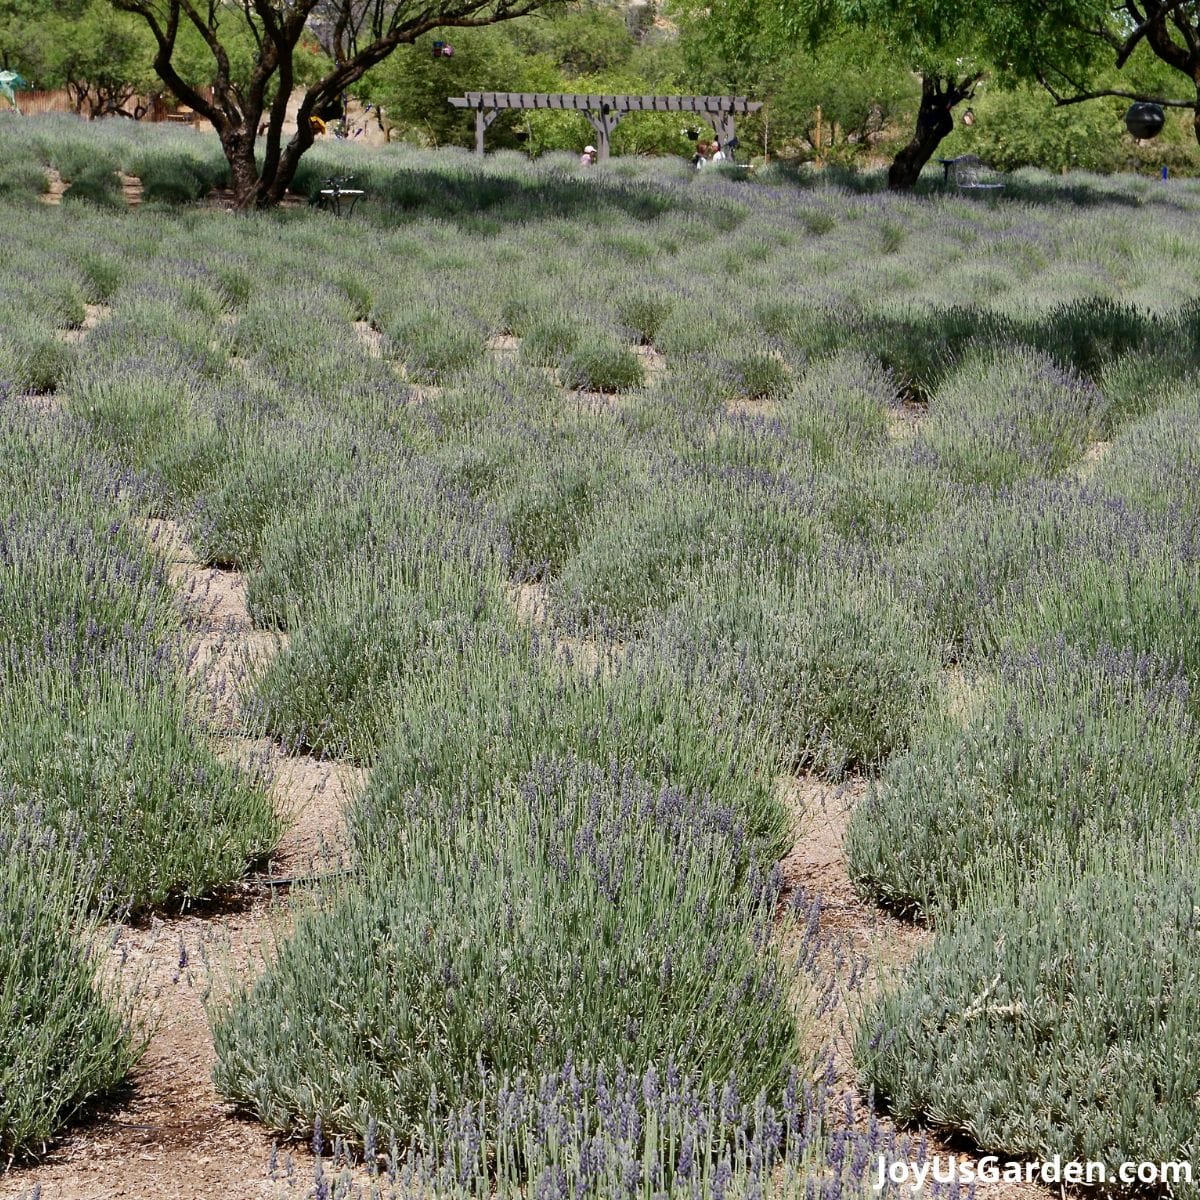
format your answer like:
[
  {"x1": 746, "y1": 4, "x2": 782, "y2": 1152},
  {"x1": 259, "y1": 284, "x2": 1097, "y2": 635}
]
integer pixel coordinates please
[{"x1": 447, "y1": 92, "x2": 763, "y2": 160}]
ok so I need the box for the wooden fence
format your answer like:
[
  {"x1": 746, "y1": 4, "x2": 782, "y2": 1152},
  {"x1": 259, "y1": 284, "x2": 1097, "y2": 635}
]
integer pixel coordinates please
[
  {"x1": 11, "y1": 89, "x2": 75, "y2": 116},
  {"x1": 7, "y1": 88, "x2": 214, "y2": 123}
]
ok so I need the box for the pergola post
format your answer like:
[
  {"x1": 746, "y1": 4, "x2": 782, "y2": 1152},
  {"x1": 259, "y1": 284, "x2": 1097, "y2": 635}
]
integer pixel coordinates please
[
  {"x1": 583, "y1": 106, "x2": 623, "y2": 161},
  {"x1": 474, "y1": 106, "x2": 499, "y2": 156},
  {"x1": 708, "y1": 112, "x2": 738, "y2": 155}
]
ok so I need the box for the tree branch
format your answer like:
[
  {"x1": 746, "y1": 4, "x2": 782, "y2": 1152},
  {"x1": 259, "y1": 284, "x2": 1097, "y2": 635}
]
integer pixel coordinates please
[
  {"x1": 113, "y1": 0, "x2": 226, "y2": 128},
  {"x1": 1037, "y1": 72, "x2": 1196, "y2": 107}
]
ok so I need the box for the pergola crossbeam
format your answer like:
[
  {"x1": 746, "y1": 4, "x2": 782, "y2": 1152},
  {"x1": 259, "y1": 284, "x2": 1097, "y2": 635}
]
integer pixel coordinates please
[{"x1": 448, "y1": 92, "x2": 763, "y2": 160}]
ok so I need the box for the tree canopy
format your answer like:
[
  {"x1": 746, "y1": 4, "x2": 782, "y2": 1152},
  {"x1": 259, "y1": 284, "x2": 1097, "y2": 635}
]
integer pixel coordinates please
[{"x1": 111, "y1": 0, "x2": 561, "y2": 206}]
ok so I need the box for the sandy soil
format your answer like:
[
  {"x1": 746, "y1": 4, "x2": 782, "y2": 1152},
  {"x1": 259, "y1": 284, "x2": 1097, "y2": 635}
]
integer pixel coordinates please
[
  {"x1": 485, "y1": 333, "x2": 521, "y2": 356},
  {"x1": 778, "y1": 775, "x2": 931, "y2": 1069},
  {"x1": 1075, "y1": 439, "x2": 1113, "y2": 481},
  {"x1": 1, "y1": 904, "x2": 291, "y2": 1200},
  {"x1": 352, "y1": 320, "x2": 385, "y2": 359},
  {"x1": 12, "y1": 392, "x2": 62, "y2": 415},
  {"x1": 119, "y1": 173, "x2": 143, "y2": 209},
  {"x1": 38, "y1": 166, "x2": 68, "y2": 206},
  {"x1": 37, "y1": 170, "x2": 141, "y2": 209},
  {"x1": 726, "y1": 396, "x2": 783, "y2": 417},
  {"x1": 779, "y1": 776, "x2": 1049, "y2": 1200},
  {"x1": 57, "y1": 304, "x2": 111, "y2": 346},
  {"x1": 631, "y1": 344, "x2": 666, "y2": 374},
  {"x1": 508, "y1": 579, "x2": 617, "y2": 675},
  {"x1": 885, "y1": 399, "x2": 926, "y2": 442}
]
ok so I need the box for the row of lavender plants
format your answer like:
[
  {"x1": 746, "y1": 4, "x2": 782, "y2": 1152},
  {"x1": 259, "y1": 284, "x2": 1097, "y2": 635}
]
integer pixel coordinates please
[
  {"x1": 0, "y1": 398, "x2": 277, "y2": 1157},
  {"x1": 852, "y1": 388, "x2": 1200, "y2": 1176}
]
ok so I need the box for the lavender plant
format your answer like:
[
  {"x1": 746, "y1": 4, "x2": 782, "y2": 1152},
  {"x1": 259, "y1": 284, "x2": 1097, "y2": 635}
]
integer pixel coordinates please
[
  {"x1": 861, "y1": 842, "x2": 1200, "y2": 1175},
  {"x1": 651, "y1": 567, "x2": 936, "y2": 778},
  {"x1": 849, "y1": 642, "x2": 1200, "y2": 919},
  {"x1": 270, "y1": 1062, "x2": 916, "y2": 1200},
  {"x1": 917, "y1": 346, "x2": 1106, "y2": 487},
  {"x1": 353, "y1": 641, "x2": 790, "y2": 858},
  {"x1": 0, "y1": 826, "x2": 143, "y2": 1160},
  {"x1": 213, "y1": 758, "x2": 799, "y2": 1145}
]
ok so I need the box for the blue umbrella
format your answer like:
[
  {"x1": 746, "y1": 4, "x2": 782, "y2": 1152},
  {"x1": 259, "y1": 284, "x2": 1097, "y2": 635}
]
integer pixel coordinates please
[{"x1": 0, "y1": 70, "x2": 28, "y2": 112}]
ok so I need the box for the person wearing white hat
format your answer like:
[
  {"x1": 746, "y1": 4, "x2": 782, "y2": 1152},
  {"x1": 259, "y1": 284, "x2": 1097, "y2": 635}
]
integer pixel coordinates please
[{"x1": 580, "y1": 145, "x2": 597, "y2": 166}]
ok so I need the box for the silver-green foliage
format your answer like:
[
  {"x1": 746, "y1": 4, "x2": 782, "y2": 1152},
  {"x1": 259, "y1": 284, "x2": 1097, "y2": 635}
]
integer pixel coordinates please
[
  {"x1": 654, "y1": 569, "x2": 936, "y2": 778},
  {"x1": 860, "y1": 845, "x2": 1200, "y2": 1173},
  {"x1": 849, "y1": 643, "x2": 1200, "y2": 919},
  {"x1": 0, "y1": 410, "x2": 278, "y2": 911},
  {"x1": 0, "y1": 831, "x2": 142, "y2": 1160},
  {"x1": 354, "y1": 642, "x2": 790, "y2": 858},
  {"x1": 213, "y1": 758, "x2": 799, "y2": 1144},
  {"x1": 918, "y1": 345, "x2": 1106, "y2": 486}
]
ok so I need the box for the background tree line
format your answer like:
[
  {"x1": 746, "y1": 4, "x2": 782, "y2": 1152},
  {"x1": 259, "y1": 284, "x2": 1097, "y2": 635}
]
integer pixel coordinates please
[{"x1": 1, "y1": 0, "x2": 1197, "y2": 187}]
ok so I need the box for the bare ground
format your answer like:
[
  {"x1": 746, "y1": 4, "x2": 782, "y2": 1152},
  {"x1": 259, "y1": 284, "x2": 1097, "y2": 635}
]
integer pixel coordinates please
[
  {"x1": 36, "y1": 171, "x2": 141, "y2": 209},
  {"x1": 1075, "y1": 439, "x2": 1113, "y2": 481},
  {"x1": 1, "y1": 904, "x2": 292, "y2": 1200},
  {"x1": 508, "y1": 579, "x2": 618, "y2": 675},
  {"x1": 38, "y1": 167, "x2": 67, "y2": 206}
]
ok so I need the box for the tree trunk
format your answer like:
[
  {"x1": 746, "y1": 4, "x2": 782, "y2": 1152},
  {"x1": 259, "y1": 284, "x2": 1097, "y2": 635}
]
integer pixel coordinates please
[
  {"x1": 262, "y1": 123, "x2": 316, "y2": 207},
  {"x1": 887, "y1": 75, "x2": 973, "y2": 191},
  {"x1": 224, "y1": 129, "x2": 263, "y2": 209}
]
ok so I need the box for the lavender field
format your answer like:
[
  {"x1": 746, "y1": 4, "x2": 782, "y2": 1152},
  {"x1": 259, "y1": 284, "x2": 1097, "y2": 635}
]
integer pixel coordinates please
[{"x1": 3, "y1": 116, "x2": 1200, "y2": 1199}]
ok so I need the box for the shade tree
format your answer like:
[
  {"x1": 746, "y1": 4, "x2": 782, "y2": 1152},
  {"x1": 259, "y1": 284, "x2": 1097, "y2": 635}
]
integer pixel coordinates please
[{"x1": 112, "y1": 0, "x2": 562, "y2": 208}]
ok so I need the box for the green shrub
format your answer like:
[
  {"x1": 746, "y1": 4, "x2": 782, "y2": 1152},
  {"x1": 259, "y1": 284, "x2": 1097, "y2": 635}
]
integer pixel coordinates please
[
  {"x1": 0, "y1": 317, "x2": 74, "y2": 393},
  {"x1": 1091, "y1": 395, "x2": 1200, "y2": 524},
  {"x1": 63, "y1": 163, "x2": 123, "y2": 208},
  {"x1": 730, "y1": 350, "x2": 790, "y2": 400},
  {"x1": 0, "y1": 827, "x2": 142, "y2": 1160},
  {"x1": 617, "y1": 290, "x2": 673, "y2": 345},
  {"x1": 386, "y1": 308, "x2": 484, "y2": 383},
  {"x1": 657, "y1": 570, "x2": 936, "y2": 777},
  {"x1": 1023, "y1": 297, "x2": 1158, "y2": 378},
  {"x1": 863, "y1": 306, "x2": 1012, "y2": 397},
  {"x1": 251, "y1": 552, "x2": 509, "y2": 762},
  {"x1": 782, "y1": 350, "x2": 894, "y2": 461},
  {"x1": 0, "y1": 419, "x2": 278, "y2": 913},
  {"x1": 893, "y1": 483, "x2": 1073, "y2": 661},
  {"x1": 848, "y1": 643, "x2": 1200, "y2": 918},
  {"x1": 501, "y1": 456, "x2": 609, "y2": 578},
  {"x1": 554, "y1": 480, "x2": 714, "y2": 629},
  {"x1": 213, "y1": 758, "x2": 799, "y2": 1144},
  {"x1": 190, "y1": 429, "x2": 356, "y2": 569},
  {"x1": 561, "y1": 341, "x2": 644, "y2": 393},
  {"x1": 822, "y1": 453, "x2": 949, "y2": 548},
  {"x1": 356, "y1": 642, "x2": 789, "y2": 858},
  {"x1": 919, "y1": 346, "x2": 1105, "y2": 486},
  {"x1": 0, "y1": 158, "x2": 49, "y2": 201},
  {"x1": 860, "y1": 845, "x2": 1200, "y2": 1171},
  {"x1": 1, "y1": 661, "x2": 278, "y2": 913},
  {"x1": 518, "y1": 313, "x2": 580, "y2": 366},
  {"x1": 133, "y1": 147, "x2": 227, "y2": 204},
  {"x1": 1097, "y1": 349, "x2": 1194, "y2": 431}
]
